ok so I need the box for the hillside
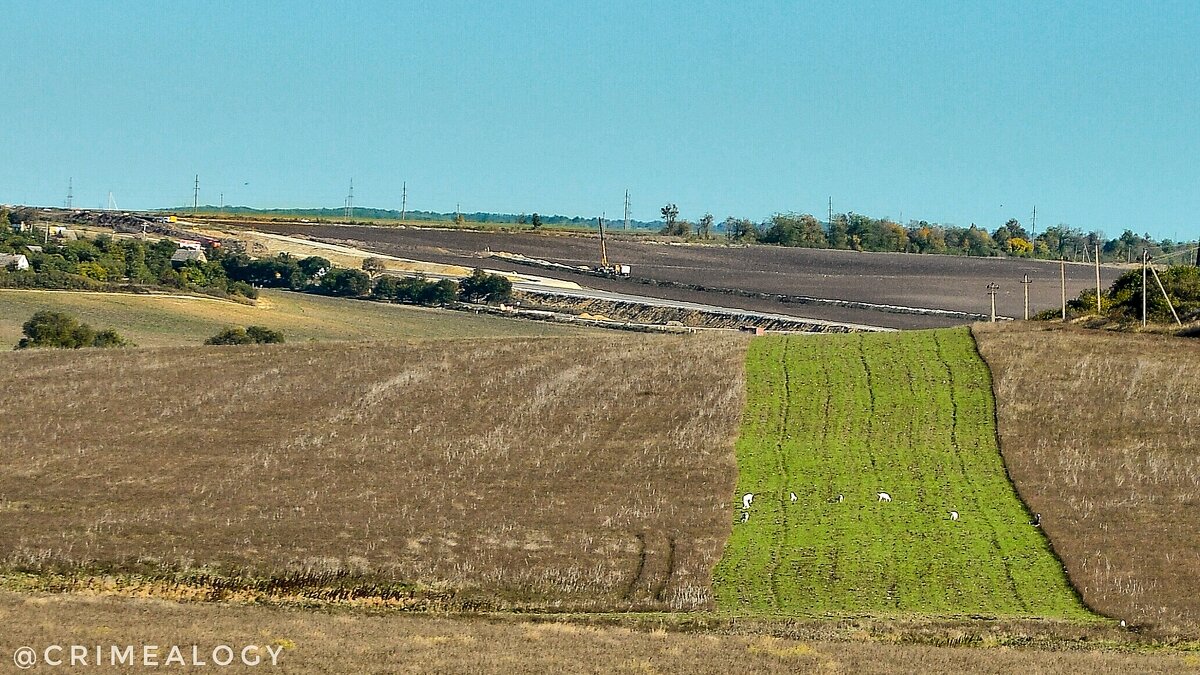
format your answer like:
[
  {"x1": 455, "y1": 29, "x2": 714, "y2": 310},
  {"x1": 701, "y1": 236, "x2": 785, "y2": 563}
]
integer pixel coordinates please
[
  {"x1": 975, "y1": 324, "x2": 1200, "y2": 630},
  {"x1": 0, "y1": 335, "x2": 746, "y2": 611},
  {"x1": 714, "y1": 329, "x2": 1090, "y2": 619},
  {"x1": 0, "y1": 288, "x2": 594, "y2": 347}
]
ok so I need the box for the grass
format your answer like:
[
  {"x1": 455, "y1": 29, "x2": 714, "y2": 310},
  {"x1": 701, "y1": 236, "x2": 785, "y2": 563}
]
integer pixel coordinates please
[
  {"x1": 0, "y1": 335, "x2": 746, "y2": 611},
  {"x1": 713, "y1": 329, "x2": 1092, "y2": 619},
  {"x1": 1, "y1": 592, "x2": 1195, "y2": 674},
  {"x1": 975, "y1": 322, "x2": 1200, "y2": 631},
  {"x1": 0, "y1": 288, "x2": 594, "y2": 347}
]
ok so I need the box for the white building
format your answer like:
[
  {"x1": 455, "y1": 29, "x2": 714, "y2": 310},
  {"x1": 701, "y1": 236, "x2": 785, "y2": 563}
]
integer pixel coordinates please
[{"x1": 0, "y1": 253, "x2": 30, "y2": 271}]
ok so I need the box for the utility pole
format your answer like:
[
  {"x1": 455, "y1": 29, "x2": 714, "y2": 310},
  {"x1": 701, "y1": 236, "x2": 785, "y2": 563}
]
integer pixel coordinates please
[
  {"x1": 400, "y1": 181, "x2": 407, "y2": 222},
  {"x1": 66, "y1": 177, "x2": 73, "y2": 209},
  {"x1": 1020, "y1": 274, "x2": 1033, "y2": 320},
  {"x1": 828, "y1": 197, "x2": 833, "y2": 230},
  {"x1": 1060, "y1": 259, "x2": 1067, "y2": 321},
  {"x1": 220, "y1": 192, "x2": 224, "y2": 214},
  {"x1": 623, "y1": 190, "x2": 631, "y2": 231},
  {"x1": 1142, "y1": 249, "x2": 1148, "y2": 327},
  {"x1": 987, "y1": 282, "x2": 1000, "y2": 322},
  {"x1": 1095, "y1": 244, "x2": 1102, "y2": 315},
  {"x1": 1149, "y1": 263, "x2": 1183, "y2": 325},
  {"x1": 193, "y1": 175, "x2": 200, "y2": 214},
  {"x1": 1031, "y1": 205, "x2": 1036, "y2": 238},
  {"x1": 345, "y1": 179, "x2": 354, "y2": 220},
  {"x1": 598, "y1": 214, "x2": 609, "y2": 267}
]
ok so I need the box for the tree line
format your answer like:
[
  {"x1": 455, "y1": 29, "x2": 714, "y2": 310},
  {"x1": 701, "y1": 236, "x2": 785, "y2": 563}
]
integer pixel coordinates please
[{"x1": 657, "y1": 205, "x2": 1195, "y2": 263}]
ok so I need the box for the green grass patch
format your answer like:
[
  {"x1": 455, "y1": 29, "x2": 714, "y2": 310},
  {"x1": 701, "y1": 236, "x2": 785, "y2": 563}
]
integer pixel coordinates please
[{"x1": 713, "y1": 328, "x2": 1093, "y2": 619}]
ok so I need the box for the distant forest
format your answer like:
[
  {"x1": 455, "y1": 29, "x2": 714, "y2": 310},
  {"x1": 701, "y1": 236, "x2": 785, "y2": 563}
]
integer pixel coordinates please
[{"x1": 168, "y1": 205, "x2": 1198, "y2": 264}]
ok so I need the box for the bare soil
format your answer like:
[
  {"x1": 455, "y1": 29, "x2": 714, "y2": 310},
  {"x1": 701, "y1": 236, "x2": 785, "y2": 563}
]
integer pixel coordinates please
[{"x1": 244, "y1": 223, "x2": 1123, "y2": 329}]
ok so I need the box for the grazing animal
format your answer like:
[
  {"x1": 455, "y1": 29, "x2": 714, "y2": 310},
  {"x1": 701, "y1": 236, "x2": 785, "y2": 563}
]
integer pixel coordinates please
[
  {"x1": 950, "y1": 511, "x2": 959, "y2": 521},
  {"x1": 838, "y1": 494, "x2": 844, "y2": 503},
  {"x1": 790, "y1": 492, "x2": 798, "y2": 503},
  {"x1": 877, "y1": 492, "x2": 892, "y2": 502},
  {"x1": 742, "y1": 493, "x2": 754, "y2": 509},
  {"x1": 740, "y1": 511, "x2": 749, "y2": 524},
  {"x1": 1119, "y1": 620, "x2": 1127, "y2": 628},
  {"x1": 1032, "y1": 513, "x2": 1042, "y2": 527}
]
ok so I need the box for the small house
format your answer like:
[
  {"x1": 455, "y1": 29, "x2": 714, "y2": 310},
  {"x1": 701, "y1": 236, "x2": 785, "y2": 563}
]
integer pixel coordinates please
[{"x1": 0, "y1": 253, "x2": 30, "y2": 271}]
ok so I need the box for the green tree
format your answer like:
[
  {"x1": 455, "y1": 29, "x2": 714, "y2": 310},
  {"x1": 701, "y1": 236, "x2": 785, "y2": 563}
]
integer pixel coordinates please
[
  {"x1": 659, "y1": 204, "x2": 680, "y2": 235},
  {"x1": 319, "y1": 268, "x2": 372, "y2": 297},
  {"x1": 458, "y1": 268, "x2": 513, "y2": 304}
]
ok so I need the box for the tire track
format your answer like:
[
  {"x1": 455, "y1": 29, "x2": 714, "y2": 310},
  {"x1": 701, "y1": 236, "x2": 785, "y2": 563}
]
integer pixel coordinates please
[
  {"x1": 933, "y1": 330, "x2": 1025, "y2": 610},
  {"x1": 767, "y1": 337, "x2": 795, "y2": 610}
]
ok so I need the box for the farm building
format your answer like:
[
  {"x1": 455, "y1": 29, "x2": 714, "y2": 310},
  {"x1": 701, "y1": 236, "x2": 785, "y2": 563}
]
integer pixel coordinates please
[{"x1": 0, "y1": 253, "x2": 30, "y2": 270}]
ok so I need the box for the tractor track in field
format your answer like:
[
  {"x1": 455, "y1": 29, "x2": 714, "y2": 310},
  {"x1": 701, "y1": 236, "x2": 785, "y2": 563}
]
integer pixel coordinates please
[
  {"x1": 766, "y1": 338, "x2": 796, "y2": 610},
  {"x1": 933, "y1": 330, "x2": 1027, "y2": 611}
]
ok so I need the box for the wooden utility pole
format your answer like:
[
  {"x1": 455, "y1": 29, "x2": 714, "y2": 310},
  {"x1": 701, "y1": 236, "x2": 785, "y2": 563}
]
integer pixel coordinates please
[
  {"x1": 1020, "y1": 274, "x2": 1033, "y2": 320},
  {"x1": 1095, "y1": 244, "x2": 1102, "y2": 315},
  {"x1": 1142, "y1": 249, "x2": 1148, "y2": 327},
  {"x1": 1060, "y1": 259, "x2": 1067, "y2": 320},
  {"x1": 987, "y1": 282, "x2": 1000, "y2": 322},
  {"x1": 1149, "y1": 264, "x2": 1183, "y2": 325}
]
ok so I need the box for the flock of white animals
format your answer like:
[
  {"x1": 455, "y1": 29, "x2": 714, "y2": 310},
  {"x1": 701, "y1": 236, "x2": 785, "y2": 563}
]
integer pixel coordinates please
[{"x1": 736, "y1": 491, "x2": 963, "y2": 523}]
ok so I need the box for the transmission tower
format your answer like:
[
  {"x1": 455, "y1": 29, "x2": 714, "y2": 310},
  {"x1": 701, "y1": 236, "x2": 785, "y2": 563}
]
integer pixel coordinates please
[
  {"x1": 106, "y1": 192, "x2": 117, "y2": 210},
  {"x1": 624, "y1": 190, "x2": 631, "y2": 230},
  {"x1": 401, "y1": 181, "x2": 407, "y2": 222},
  {"x1": 193, "y1": 175, "x2": 200, "y2": 213},
  {"x1": 345, "y1": 178, "x2": 354, "y2": 219},
  {"x1": 66, "y1": 177, "x2": 73, "y2": 209},
  {"x1": 1031, "y1": 205, "x2": 1037, "y2": 237}
]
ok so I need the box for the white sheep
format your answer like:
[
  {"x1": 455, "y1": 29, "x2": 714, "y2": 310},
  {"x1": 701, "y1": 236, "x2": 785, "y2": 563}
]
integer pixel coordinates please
[
  {"x1": 742, "y1": 493, "x2": 754, "y2": 509},
  {"x1": 789, "y1": 492, "x2": 798, "y2": 503},
  {"x1": 877, "y1": 492, "x2": 892, "y2": 502},
  {"x1": 950, "y1": 510, "x2": 959, "y2": 521}
]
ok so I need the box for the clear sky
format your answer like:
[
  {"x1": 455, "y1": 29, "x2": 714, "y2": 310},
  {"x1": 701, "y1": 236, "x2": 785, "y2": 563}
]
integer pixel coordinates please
[{"x1": 3, "y1": 1, "x2": 1198, "y2": 240}]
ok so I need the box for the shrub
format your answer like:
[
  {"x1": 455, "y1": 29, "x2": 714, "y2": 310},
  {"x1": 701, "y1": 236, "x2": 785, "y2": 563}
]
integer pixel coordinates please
[
  {"x1": 205, "y1": 326, "x2": 285, "y2": 346},
  {"x1": 15, "y1": 310, "x2": 131, "y2": 349}
]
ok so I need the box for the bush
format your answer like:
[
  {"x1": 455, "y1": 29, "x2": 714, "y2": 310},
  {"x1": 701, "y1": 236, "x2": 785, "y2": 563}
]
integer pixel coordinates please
[
  {"x1": 14, "y1": 310, "x2": 131, "y2": 349},
  {"x1": 205, "y1": 325, "x2": 285, "y2": 345}
]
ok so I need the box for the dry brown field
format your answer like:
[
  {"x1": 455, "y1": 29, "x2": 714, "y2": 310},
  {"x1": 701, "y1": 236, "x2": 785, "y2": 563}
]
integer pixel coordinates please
[
  {"x1": 0, "y1": 335, "x2": 746, "y2": 611},
  {"x1": 975, "y1": 323, "x2": 1200, "y2": 631},
  {"x1": 246, "y1": 222, "x2": 1122, "y2": 329},
  {"x1": 1, "y1": 592, "x2": 1195, "y2": 674}
]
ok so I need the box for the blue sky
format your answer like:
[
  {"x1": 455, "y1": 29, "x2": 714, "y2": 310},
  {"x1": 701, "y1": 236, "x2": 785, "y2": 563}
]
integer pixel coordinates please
[{"x1": 3, "y1": 1, "x2": 1198, "y2": 240}]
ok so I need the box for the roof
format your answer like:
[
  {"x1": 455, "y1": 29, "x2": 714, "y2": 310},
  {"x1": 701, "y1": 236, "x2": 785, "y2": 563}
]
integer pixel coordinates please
[
  {"x1": 170, "y1": 249, "x2": 208, "y2": 263},
  {"x1": 0, "y1": 253, "x2": 30, "y2": 270}
]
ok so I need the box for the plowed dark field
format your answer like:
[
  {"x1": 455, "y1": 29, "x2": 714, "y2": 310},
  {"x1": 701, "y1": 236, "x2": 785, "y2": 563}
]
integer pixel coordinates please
[{"x1": 246, "y1": 222, "x2": 1121, "y2": 329}]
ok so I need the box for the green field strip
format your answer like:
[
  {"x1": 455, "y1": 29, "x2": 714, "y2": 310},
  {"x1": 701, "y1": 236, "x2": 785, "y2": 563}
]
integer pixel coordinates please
[{"x1": 713, "y1": 328, "x2": 1092, "y2": 618}]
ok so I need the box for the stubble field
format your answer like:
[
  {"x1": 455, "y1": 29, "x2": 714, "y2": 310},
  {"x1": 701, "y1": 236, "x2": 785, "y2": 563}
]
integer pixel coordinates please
[
  {"x1": 976, "y1": 324, "x2": 1200, "y2": 631},
  {"x1": 0, "y1": 335, "x2": 746, "y2": 611}
]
